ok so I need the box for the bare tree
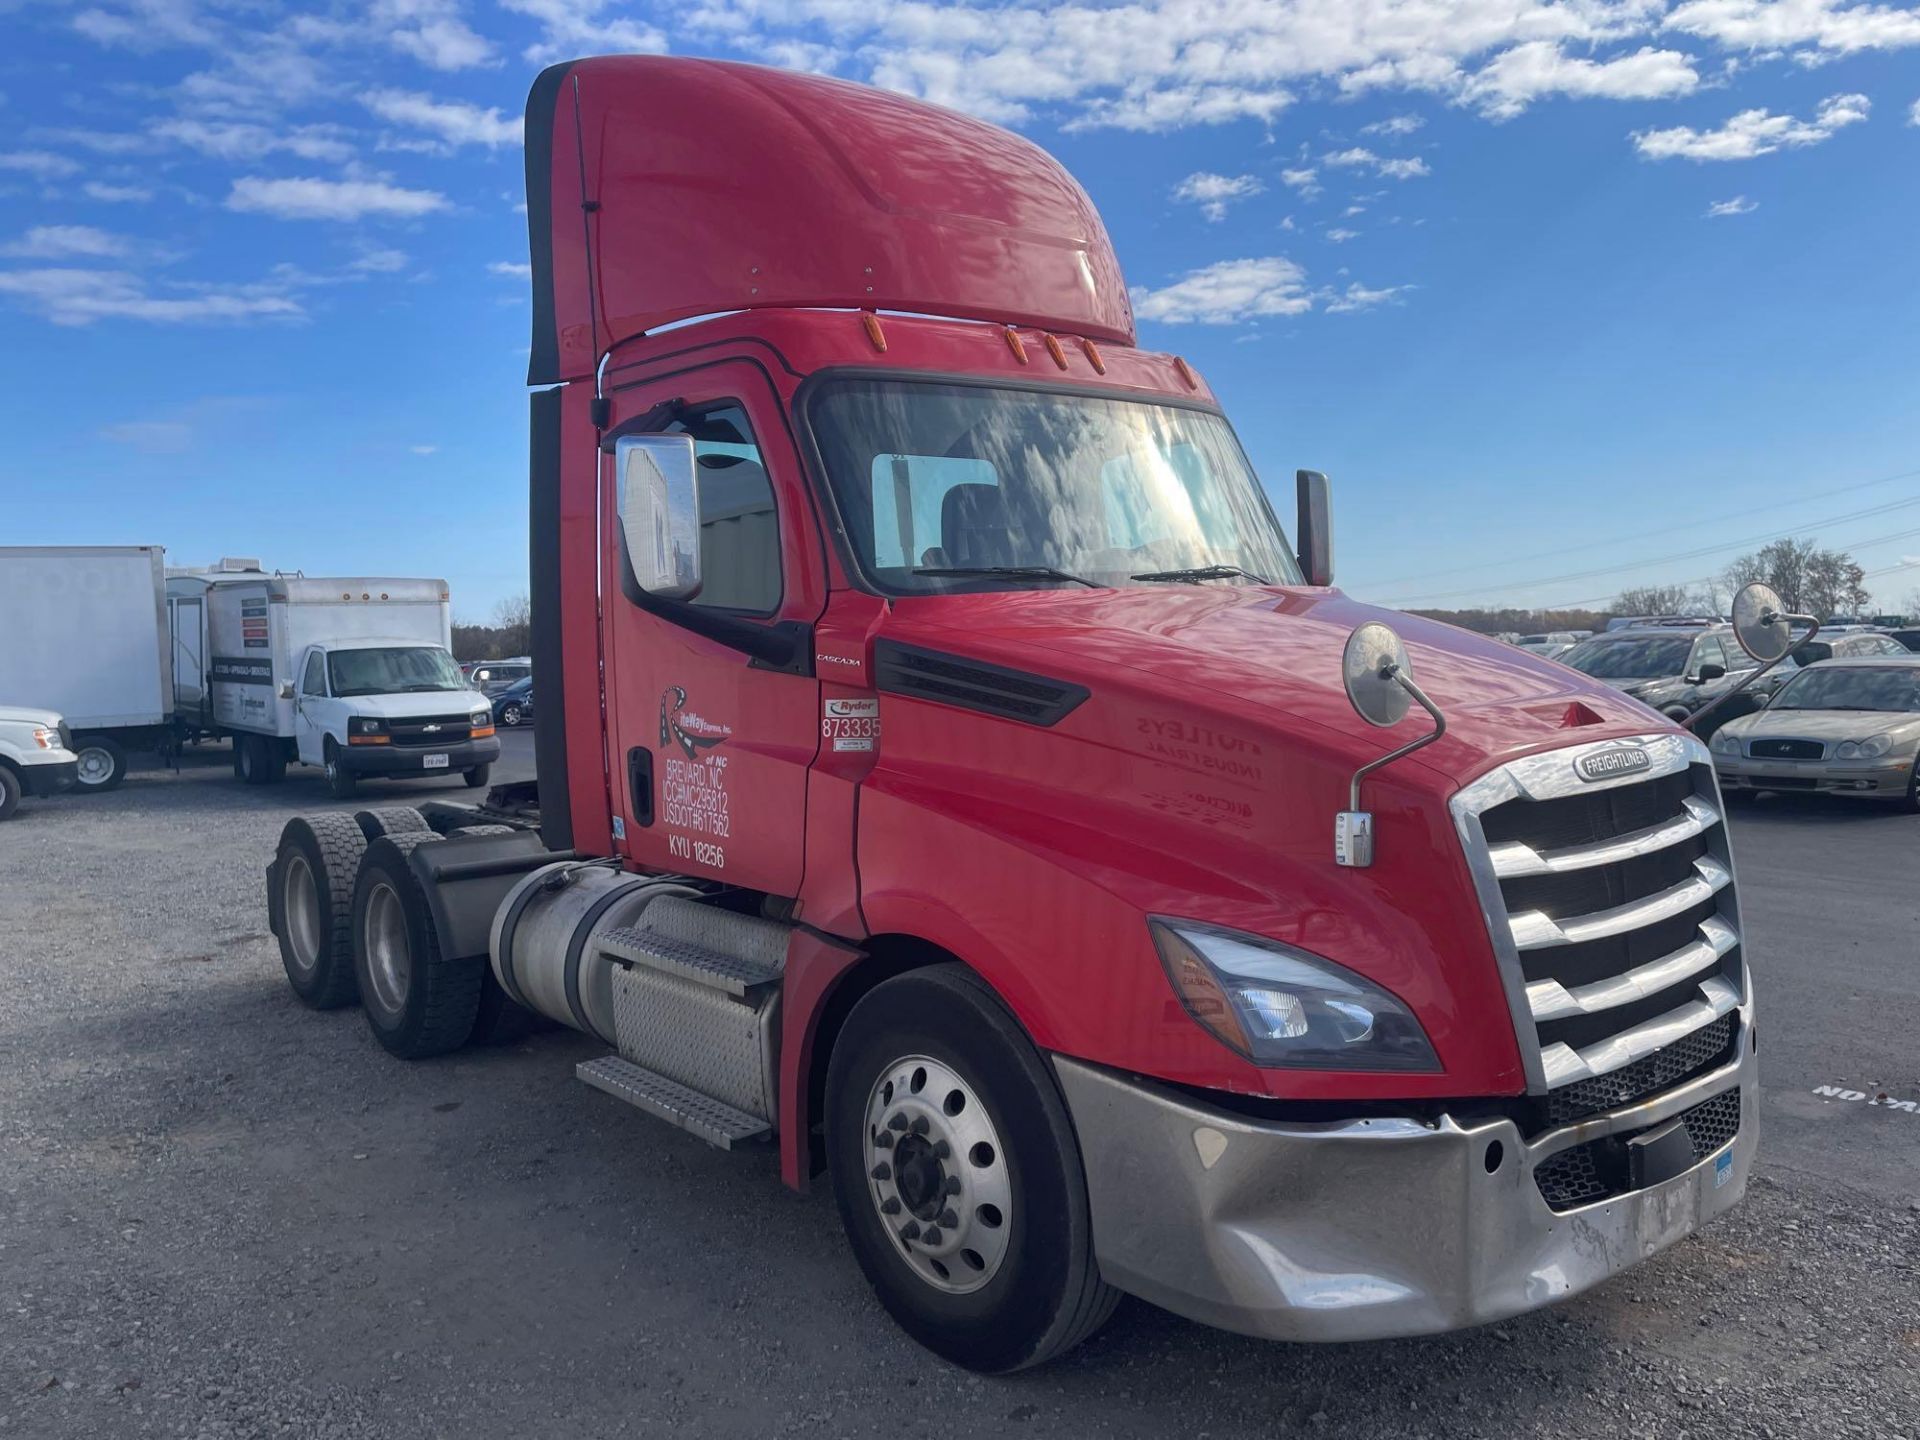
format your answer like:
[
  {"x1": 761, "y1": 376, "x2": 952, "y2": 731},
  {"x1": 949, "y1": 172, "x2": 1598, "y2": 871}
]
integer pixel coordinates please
[{"x1": 1613, "y1": 583, "x2": 1696, "y2": 616}]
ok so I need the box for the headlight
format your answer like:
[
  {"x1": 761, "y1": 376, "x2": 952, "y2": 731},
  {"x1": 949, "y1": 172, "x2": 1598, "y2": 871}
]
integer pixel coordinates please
[
  {"x1": 32, "y1": 726, "x2": 57, "y2": 750},
  {"x1": 1151, "y1": 919, "x2": 1439, "y2": 1071},
  {"x1": 350, "y1": 717, "x2": 386, "y2": 736},
  {"x1": 1855, "y1": 734, "x2": 1893, "y2": 760},
  {"x1": 1710, "y1": 730, "x2": 1741, "y2": 755},
  {"x1": 471, "y1": 710, "x2": 491, "y2": 728}
]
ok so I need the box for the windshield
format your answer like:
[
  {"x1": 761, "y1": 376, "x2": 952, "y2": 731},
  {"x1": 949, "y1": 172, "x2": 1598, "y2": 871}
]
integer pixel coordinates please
[
  {"x1": 1558, "y1": 635, "x2": 1695, "y2": 679},
  {"x1": 807, "y1": 378, "x2": 1300, "y2": 593},
  {"x1": 1772, "y1": 666, "x2": 1920, "y2": 713},
  {"x1": 327, "y1": 646, "x2": 466, "y2": 698}
]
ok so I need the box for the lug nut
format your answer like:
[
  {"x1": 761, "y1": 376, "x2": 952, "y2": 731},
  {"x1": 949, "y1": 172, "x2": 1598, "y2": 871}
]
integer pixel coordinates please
[
  {"x1": 874, "y1": 1131, "x2": 895, "y2": 1149},
  {"x1": 910, "y1": 1116, "x2": 930, "y2": 1135},
  {"x1": 901, "y1": 1221, "x2": 922, "y2": 1241},
  {"x1": 943, "y1": 1176, "x2": 961, "y2": 1195},
  {"x1": 922, "y1": 1226, "x2": 943, "y2": 1245},
  {"x1": 931, "y1": 1140, "x2": 951, "y2": 1159},
  {"x1": 887, "y1": 1113, "x2": 908, "y2": 1132},
  {"x1": 939, "y1": 1208, "x2": 958, "y2": 1229},
  {"x1": 881, "y1": 1197, "x2": 901, "y2": 1215},
  {"x1": 870, "y1": 1162, "x2": 892, "y2": 1181}
]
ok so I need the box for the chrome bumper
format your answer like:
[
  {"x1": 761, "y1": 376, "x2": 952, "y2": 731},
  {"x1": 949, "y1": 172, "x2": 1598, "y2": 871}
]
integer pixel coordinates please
[{"x1": 1054, "y1": 1013, "x2": 1756, "y2": 1343}]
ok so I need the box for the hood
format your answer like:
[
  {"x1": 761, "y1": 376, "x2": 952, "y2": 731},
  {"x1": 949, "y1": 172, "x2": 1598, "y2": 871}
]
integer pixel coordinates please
[
  {"x1": 338, "y1": 689, "x2": 491, "y2": 719},
  {"x1": 893, "y1": 585, "x2": 1669, "y2": 790},
  {"x1": 0, "y1": 704, "x2": 63, "y2": 728},
  {"x1": 1723, "y1": 708, "x2": 1920, "y2": 743}
]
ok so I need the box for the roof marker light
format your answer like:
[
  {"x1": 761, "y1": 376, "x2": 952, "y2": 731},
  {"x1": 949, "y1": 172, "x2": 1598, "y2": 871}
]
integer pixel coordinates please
[
  {"x1": 1079, "y1": 338, "x2": 1106, "y2": 374},
  {"x1": 861, "y1": 312, "x2": 888, "y2": 353},
  {"x1": 1043, "y1": 334, "x2": 1068, "y2": 370},
  {"x1": 1174, "y1": 356, "x2": 1198, "y2": 390},
  {"x1": 1002, "y1": 327, "x2": 1029, "y2": 364}
]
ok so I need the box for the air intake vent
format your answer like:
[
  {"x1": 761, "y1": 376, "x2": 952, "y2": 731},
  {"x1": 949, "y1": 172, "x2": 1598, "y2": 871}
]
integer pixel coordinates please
[{"x1": 874, "y1": 641, "x2": 1088, "y2": 726}]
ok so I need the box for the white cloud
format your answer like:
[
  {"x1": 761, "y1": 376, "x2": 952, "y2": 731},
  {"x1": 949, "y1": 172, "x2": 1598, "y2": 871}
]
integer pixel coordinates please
[
  {"x1": 361, "y1": 88, "x2": 521, "y2": 149},
  {"x1": 1172, "y1": 171, "x2": 1265, "y2": 221},
  {"x1": 351, "y1": 247, "x2": 410, "y2": 272},
  {"x1": 227, "y1": 176, "x2": 448, "y2": 221},
  {"x1": 154, "y1": 118, "x2": 355, "y2": 164},
  {"x1": 1, "y1": 225, "x2": 131, "y2": 259},
  {"x1": 1665, "y1": 0, "x2": 1920, "y2": 60},
  {"x1": 0, "y1": 268, "x2": 304, "y2": 326},
  {"x1": 1910, "y1": 97, "x2": 1920, "y2": 125},
  {"x1": 409, "y1": 443, "x2": 439, "y2": 456},
  {"x1": 1325, "y1": 281, "x2": 1409, "y2": 312},
  {"x1": 0, "y1": 151, "x2": 80, "y2": 179},
  {"x1": 502, "y1": 0, "x2": 668, "y2": 64},
  {"x1": 1280, "y1": 166, "x2": 1321, "y2": 197},
  {"x1": 1705, "y1": 195, "x2": 1759, "y2": 216},
  {"x1": 1634, "y1": 92, "x2": 1870, "y2": 159},
  {"x1": 1325, "y1": 227, "x2": 1361, "y2": 242},
  {"x1": 1461, "y1": 42, "x2": 1700, "y2": 119},
  {"x1": 1362, "y1": 113, "x2": 1426, "y2": 137},
  {"x1": 1323, "y1": 146, "x2": 1430, "y2": 179},
  {"x1": 1131, "y1": 257, "x2": 1314, "y2": 324},
  {"x1": 488, "y1": 260, "x2": 533, "y2": 278},
  {"x1": 372, "y1": 0, "x2": 496, "y2": 70},
  {"x1": 83, "y1": 182, "x2": 154, "y2": 203}
]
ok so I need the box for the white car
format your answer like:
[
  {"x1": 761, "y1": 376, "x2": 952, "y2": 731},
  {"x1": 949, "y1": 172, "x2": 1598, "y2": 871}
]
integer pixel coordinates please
[{"x1": 0, "y1": 704, "x2": 80, "y2": 820}]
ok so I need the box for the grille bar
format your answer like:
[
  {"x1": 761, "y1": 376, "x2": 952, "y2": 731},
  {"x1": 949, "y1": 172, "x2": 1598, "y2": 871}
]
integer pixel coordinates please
[
  {"x1": 1489, "y1": 794, "x2": 1719, "y2": 879},
  {"x1": 1541, "y1": 975, "x2": 1740, "y2": 1087},
  {"x1": 1508, "y1": 855, "x2": 1729, "y2": 951},
  {"x1": 1528, "y1": 914, "x2": 1737, "y2": 1021}
]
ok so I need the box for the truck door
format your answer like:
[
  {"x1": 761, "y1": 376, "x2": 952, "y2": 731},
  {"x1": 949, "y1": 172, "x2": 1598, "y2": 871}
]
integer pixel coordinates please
[
  {"x1": 293, "y1": 647, "x2": 331, "y2": 765},
  {"x1": 602, "y1": 364, "x2": 826, "y2": 897}
]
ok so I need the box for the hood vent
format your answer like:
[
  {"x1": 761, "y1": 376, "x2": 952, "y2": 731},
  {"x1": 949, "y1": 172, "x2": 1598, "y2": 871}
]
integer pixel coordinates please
[{"x1": 875, "y1": 641, "x2": 1089, "y2": 727}]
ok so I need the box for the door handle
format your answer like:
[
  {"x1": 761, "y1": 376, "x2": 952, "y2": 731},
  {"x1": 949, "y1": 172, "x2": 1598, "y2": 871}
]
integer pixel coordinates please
[{"x1": 627, "y1": 746, "x2": 654, "y2": 827}]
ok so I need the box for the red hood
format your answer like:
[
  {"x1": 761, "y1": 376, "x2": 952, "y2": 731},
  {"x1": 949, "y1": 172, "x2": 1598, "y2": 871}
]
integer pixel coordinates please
[{"x1": 894, "y1": 585, "x2": 1668, "y2": 790}]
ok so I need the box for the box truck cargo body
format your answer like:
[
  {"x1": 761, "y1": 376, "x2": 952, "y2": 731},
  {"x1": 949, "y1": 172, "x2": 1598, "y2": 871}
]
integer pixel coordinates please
[{"x1": 0, "y1": 545, "x2": 171, "y2": 789}]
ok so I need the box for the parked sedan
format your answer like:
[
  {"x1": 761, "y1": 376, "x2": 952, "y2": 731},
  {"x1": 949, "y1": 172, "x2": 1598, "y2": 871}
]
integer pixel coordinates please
[
  {"x1": 491, "y1": 675, "x2": 534, "y2": 728},
  {"x1": 1710, "y1": 657, "x2": 1920, "y2": 809}
]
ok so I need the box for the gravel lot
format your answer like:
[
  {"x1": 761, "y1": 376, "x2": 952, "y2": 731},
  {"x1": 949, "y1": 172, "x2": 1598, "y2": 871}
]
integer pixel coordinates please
[{"x1": 3, "y1": 732, "x2": 1917, "y2": 1439}]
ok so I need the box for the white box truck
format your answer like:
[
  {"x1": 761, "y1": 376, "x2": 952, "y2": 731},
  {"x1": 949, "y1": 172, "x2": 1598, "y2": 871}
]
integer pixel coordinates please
[
  {"x1": 191, "y1": 576, "x2": 500, "y2": 796},
  {"x1": 0, "y1": 545, "x2": 172, "y2": 790}
]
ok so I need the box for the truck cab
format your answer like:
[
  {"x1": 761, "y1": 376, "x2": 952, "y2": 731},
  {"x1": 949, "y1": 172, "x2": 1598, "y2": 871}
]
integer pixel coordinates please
[
  {"x1": 288, "y1": 640, "x2": 498, "y2": 797},
  {"x1": 265, "y1": 55, "x2": 1756, "y2": 1374}
]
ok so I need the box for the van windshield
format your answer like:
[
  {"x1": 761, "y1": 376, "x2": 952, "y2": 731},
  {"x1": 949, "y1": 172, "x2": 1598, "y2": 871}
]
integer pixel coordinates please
[
  {"x1": 328, "y1": 647, "x2": 466, "y2": 697},
  {"x1": 807, "y1": 378, "x2": 1299, "y2": 593}
]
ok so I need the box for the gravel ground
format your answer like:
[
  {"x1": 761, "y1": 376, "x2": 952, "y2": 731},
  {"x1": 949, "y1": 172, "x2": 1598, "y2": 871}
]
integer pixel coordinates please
[{"x1": 3, "y1": 738, "x2": 1917, "y2": 1439}]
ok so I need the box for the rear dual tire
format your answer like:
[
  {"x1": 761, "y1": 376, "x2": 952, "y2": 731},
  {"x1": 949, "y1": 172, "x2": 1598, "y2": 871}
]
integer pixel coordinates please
[
  {"x1": 825, "y1": 965, "x2": 1118, "y2": 1373},
  {"x1": 275, "y1": 814, "x2": 367, "y2": 1009},
  {"x1": 351, "y1": 832, "x2": 485, "y2": 1059},
  {"x1": 236, "y1": 733, "x2": 286, "y2": 787}
]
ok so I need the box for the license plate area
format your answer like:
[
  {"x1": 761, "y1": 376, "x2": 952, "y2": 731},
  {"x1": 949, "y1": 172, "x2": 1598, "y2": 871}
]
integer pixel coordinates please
[{"x1": 422, "y1": 753, "x2": 450, "y2": 769}]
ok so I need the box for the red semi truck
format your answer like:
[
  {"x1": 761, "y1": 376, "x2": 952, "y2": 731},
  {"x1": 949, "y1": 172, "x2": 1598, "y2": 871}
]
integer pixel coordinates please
[{"x1": 265, "y1": 56, "x2": 1756, "y2": 1372}]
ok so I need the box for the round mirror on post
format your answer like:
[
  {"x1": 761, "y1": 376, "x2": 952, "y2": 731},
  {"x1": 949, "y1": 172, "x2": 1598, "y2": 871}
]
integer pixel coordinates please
[
  {"x1": 1731, "y1": 582, "x2": 1790, "y2": 663},
  {"x1": 1343, "y1": 622, "x2": 1413, "y2": 728}
]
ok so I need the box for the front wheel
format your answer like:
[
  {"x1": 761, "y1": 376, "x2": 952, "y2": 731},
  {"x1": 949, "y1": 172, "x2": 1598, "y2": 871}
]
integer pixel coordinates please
[
  {"x1": 71, "y1": 735, "x2": 128, "y2": 792},
  {"x1": 825, "y1": 965, "x2": 1117, "y2": 1372},
  {"x1": 1905, "y1": 753, "x2": 1920, "y2": 814},
  {"x1": 0, "y1": 766, "x2": 21, "y2": 821},
  {"x1": 323, "y1": 741, "x2": 357, "y2": 799},
  {"x1": 500, "y1": 703, "x2": 522, "y2": 728},
  {"x1": 463, "y1": 763, "x2": 491, "y2": 789}
]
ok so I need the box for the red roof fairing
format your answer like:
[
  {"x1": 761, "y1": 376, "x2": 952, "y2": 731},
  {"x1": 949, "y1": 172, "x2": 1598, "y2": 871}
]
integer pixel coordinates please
[{"x1": 525, "y1": 56, "x2": 1135, "y2": 386}]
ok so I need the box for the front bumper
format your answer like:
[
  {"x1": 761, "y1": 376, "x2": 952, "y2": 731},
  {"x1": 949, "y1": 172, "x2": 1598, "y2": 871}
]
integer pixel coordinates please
[
  {"x1": 1054, "y1": 1011, "x2": 1756, "y2": 1343},
  {"x1": 1716, "y1": 753, "x2": 1911, "y2": 797},
  {"x1": 337, "y1": 737, "x2": 500, "y2": 775},
  {"x1": 20, "y1": 758, "x2": 79, "y2": 796}
]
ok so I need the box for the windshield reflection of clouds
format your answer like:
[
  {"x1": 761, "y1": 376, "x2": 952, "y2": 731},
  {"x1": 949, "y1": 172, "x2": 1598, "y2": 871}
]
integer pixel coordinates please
[{"x1": 1774, "y1": 667, "x2": 1920, "y2": 713}]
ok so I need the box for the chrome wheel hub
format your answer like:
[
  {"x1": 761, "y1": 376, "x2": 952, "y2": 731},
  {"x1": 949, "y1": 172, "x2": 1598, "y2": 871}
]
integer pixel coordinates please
[
  {"x1": 283, "y1": 855, "x2": 322, "y2": 977},
  {"x1": 75, "y1": 748, "x2": 114, "y2": 785},
  {"x1": 363, "y1": 880, "x2": 411, "y2": 1015},
  {"x1": 862, "y1": 1054, "x2": 1012, "y2": 1295}
]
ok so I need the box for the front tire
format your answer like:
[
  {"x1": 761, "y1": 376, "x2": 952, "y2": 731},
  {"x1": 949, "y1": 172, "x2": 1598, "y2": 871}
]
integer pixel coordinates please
[
  {"x1": 1905, "y1": 753, "x2": 1920, "y2": 814},
  {"x1": 351, "y1": 832, "x2": 483, "y2": 1059},
  {"x1": 0, "y1": 766, "x2": 21, "y2": 821},
  {"x1": 500, "y1": 703, "x2": 522, "y2": 728},
  {"x1": 71, "y1": 735, "x2": 128, "y2": 792},
  {"x1": 324, "y1": 740, "x2": 357, "y2": 799},
  {"x1": 825, "y1": 965, "x2": 1118, "y2": 1372},
  {"x1": 463, "y1": 763, "x2": 491, "y2": 789}
]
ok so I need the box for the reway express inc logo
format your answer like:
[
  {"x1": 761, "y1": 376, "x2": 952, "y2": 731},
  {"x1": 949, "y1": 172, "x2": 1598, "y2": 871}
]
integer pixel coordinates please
[{"x1": 659, "y1": 686, "x2": 732, "y2": 760}]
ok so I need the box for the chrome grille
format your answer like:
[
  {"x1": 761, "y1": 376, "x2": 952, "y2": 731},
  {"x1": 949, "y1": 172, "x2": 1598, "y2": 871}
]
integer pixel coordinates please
[
  {"x1": 388, "y1": 714, "x2": 474, "y2": 747},
  {"x1": 1452, "y1": 733, "x2": 1745, "y2": 1100}
]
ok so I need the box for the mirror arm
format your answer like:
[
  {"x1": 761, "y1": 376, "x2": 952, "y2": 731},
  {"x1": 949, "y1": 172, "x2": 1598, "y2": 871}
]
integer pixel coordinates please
[
  {"x1": 1682, "y1": 612, "x2": 1820, "y2": 733},
  {"x1": 1349, "y1": 665, "x2": 1447, "y2": 811}
]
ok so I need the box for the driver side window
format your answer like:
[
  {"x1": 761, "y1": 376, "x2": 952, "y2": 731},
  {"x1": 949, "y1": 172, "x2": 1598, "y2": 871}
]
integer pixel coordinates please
[{"x1": 301, "y1": 651, "x2": 326, "y2": 697}]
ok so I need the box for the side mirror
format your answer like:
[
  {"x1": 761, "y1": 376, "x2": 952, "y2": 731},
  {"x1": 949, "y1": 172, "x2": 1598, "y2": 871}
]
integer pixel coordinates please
[
  {"x1": 616, "y1": 433, "x2": 702, "y2": 601},
  {"x1": 1695, "y1": 663, "x2": 1727, "y2": 683},
  {"x1": 277, "y1": 680, "x2": 295, "y2": 700},
  {"x1": 1335, "y1": 622, "x2": 1447, "y2": 867},
  {"x1": 1296, "y1": 470, "x2": 1333, "y2": 587}
]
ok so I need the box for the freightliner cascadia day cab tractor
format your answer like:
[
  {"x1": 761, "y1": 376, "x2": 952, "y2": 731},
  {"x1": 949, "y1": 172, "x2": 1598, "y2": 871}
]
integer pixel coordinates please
[{"x1": 265, "y1": 56, "x2": 1762, "y2": 1371}]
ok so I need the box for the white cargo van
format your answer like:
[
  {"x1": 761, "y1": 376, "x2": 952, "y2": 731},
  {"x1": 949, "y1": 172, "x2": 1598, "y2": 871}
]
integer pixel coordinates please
[
  {"x1": 0, "y1": 546, "x2": 171, "y2": 790},
  {"x1": 197, "y1": 577, "x2": 499, "y2": 796},
  {"x1": 0, "y1": 705, "x2": 79, "y2": 820}
]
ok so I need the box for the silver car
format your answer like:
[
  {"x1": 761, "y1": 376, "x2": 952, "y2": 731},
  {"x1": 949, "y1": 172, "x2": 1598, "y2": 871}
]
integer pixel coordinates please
[{"x1": 1710, "y1": 656, "x2": 1920, "y2": 809}]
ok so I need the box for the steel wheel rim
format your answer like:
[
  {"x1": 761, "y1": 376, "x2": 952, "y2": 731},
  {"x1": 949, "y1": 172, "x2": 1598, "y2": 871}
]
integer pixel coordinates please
[
  {"x1": 503, "y1": 705, "x2": 520, "y2": 726},
  {"x1": 363, "y1": 880, "x2": 411, "y2": 1015},
  {"x1": 283, "y1": 854, "x2": 322, "y2": 977},
  {"x1": 862, "y1": 1053, "x2": 1013, "y2": 1295},
  {"x1": 75, "y1": 747, "x2": 114, "y2": 786}
]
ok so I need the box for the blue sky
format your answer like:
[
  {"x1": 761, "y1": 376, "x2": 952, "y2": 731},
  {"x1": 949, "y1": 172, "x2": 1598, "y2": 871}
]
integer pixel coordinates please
[{"x1": 3, "y1": 1, "x2": 1918, "y2": 621}]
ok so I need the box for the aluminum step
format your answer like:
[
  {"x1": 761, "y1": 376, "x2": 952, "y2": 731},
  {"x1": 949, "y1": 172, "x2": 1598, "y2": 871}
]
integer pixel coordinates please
[
  {"x1": 597, "y1": 925, "x2": 782, "y2": 996},
  {"x1": 576, "y1": 1055, "x2": 770, "y2": 1148}
]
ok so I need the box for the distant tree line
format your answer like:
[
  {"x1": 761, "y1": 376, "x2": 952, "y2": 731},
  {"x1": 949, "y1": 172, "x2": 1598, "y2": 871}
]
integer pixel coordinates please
[{"x1": 452, "y1": 594, "x2": 532, "y2": 662}]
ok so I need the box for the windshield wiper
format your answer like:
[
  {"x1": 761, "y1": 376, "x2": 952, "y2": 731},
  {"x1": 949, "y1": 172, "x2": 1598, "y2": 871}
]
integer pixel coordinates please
[
  {"x1": 1130, "y1": 564, "x2": 1269, "y2": 584},
  {"x1": 913, "y1": 565, "x2": 1102, "y2": 590}
]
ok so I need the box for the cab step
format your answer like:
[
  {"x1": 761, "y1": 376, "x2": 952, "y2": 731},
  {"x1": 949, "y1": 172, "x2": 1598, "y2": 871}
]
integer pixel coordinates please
[
  {"x1": 576, "y1": 1055, "x2": 770, "y2": 1149},
  {"x1": 598, "y1": 925, "x2": 781, "y2": 996}
]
